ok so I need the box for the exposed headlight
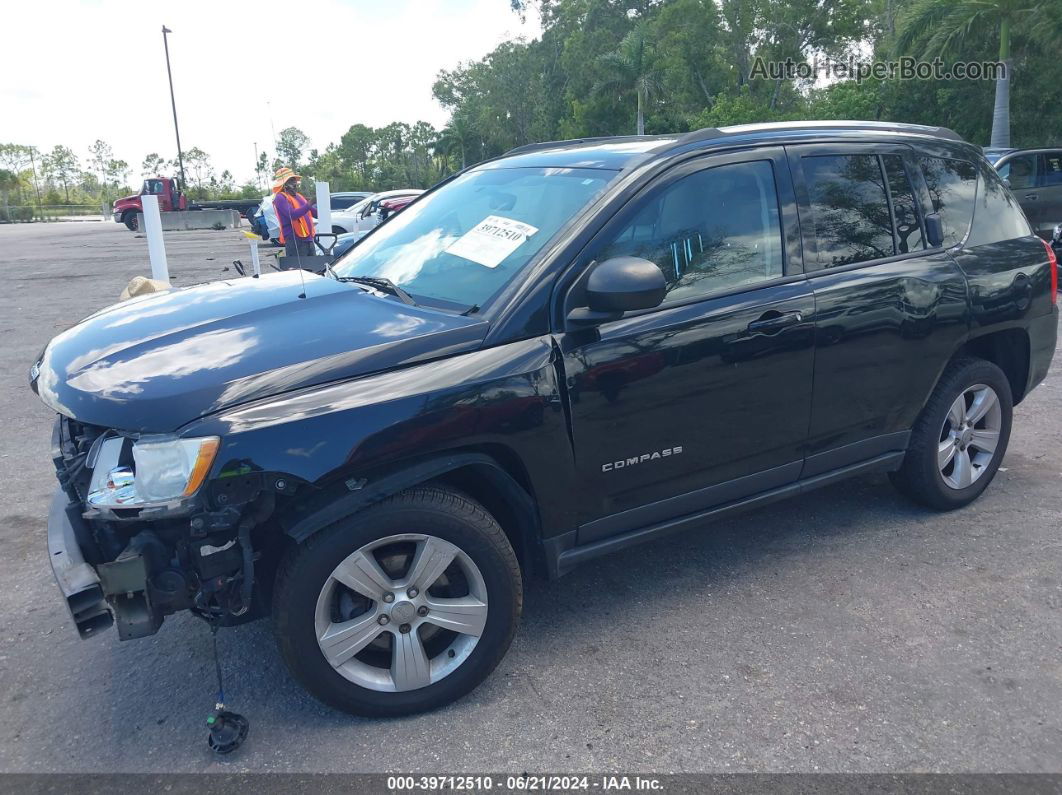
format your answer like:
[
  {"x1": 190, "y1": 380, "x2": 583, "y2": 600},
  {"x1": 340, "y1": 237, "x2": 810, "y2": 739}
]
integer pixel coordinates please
[{"x1": 88, "y1": 435, "x2": 219, "y2": 508}]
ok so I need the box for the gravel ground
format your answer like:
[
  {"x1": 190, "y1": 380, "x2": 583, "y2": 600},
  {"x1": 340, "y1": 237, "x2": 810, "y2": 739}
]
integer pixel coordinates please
[{"x1": 0, "y1": 221, "x2": 1059, "y2": 774}]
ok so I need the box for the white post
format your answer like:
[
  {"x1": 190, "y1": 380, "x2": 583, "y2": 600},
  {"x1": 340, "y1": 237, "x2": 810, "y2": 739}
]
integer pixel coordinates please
[
  {"x1": 249, "y1": 237, "x2": 261, "y2": 278},
  {"x1": 141, "y1": 194, "x2": 170, "y2": 284},
  {"x1": 315, "y1": 181, "x2": 331, "y2": 239}
]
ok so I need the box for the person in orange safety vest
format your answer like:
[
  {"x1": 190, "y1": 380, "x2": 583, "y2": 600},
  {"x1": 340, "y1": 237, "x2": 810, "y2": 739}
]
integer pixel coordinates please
[{"x1": 271, "y1": 167, "x2": 317, "y2": 258}]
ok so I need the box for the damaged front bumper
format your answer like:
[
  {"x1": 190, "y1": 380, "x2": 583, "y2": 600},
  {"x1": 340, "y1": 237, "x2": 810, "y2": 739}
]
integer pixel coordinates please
[
  {"x1": 47, "y1": 488, "x2": 112, "y2": 638},
  {"x1": 48, "y1": 487, "x2": 168, "y2": 641}
]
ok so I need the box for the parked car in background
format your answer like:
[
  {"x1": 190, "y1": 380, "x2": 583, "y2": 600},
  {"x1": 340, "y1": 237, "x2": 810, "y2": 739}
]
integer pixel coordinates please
[
  {"x1": 982, "y1": 147, "x2": 1016, "y2": 165},
  {"x1": 330, "y1": 191, "x2": 374, "y2": 211},
  {"x1": 33, "y1": 121, "x2": 1057, "y2": 718},
  {"x1": 993, "y1": 148, "x2": 1062, "y2": 239},
  {"x1": 378, "y1": 195, "x2": 417, "y2": 222},
  {"x1": 316, "y1": 230, "x2": 368, "y2": 259},
  {"x1": 330, "y1": 189, "x2": 424, "y2": 234}
]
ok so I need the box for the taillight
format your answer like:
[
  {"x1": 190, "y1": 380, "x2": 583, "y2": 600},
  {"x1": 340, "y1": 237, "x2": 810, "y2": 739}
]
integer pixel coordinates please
[{"x1": 1042, "y1": 237, "x2": 1058, "y2": 305}]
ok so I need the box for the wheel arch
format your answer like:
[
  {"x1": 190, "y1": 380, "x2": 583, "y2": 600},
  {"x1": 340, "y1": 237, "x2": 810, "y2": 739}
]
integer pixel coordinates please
[
  {"x1": 955, "y1": 327, "x2": 1031, "y2": 404},
  {"x1": 277, "y1": 449, "x2": 544, "y2": 577}
]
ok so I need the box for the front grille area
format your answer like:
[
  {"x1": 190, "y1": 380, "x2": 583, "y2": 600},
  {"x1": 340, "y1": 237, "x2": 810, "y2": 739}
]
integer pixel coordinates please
[{"x1": 52, "y1": 414, "x2": 108, "y2": 505}]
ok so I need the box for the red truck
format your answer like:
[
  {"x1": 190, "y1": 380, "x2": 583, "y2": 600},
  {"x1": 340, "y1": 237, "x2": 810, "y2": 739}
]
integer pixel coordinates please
[{"x1": 112, "y1": 176, "x2": 262, "y2": 230}]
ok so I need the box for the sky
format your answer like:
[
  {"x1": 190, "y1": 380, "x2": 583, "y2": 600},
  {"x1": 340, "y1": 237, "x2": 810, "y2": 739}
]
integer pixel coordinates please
[{"x1": 2, "y1": 0, "x2": 540, "y2": 184}]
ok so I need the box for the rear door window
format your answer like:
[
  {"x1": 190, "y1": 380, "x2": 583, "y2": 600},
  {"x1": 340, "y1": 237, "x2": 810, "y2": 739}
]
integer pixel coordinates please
[
  {"x1": 882, "y1": 155, "x2": 925, "y2": 253},
  {"x1": 967, "y1": 164, "x2": 1034, "y2": 246},
  {"x1": 920, "y1": 157, "x2": 977, "y2": 248},
  {"x1": 1040, "y1": 152, "x2": 1062, "y2": 186},
  {"x1": 801, "y1": 154, "x2": 894, "y2": 267}
]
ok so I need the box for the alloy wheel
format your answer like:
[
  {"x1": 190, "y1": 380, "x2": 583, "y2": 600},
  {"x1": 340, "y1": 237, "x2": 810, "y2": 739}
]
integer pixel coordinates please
[
  {"x1": 937, "y1": 383, "x2": 1002, "y2": 490},
  {"x1": 314, "y1": 533, "x2": 488, "y2": 692}
]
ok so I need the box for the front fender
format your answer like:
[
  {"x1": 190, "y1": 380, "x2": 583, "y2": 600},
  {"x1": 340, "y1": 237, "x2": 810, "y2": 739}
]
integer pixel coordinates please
[{"x1": 183, "y1": 336, "x2": 576, "y2": 538}]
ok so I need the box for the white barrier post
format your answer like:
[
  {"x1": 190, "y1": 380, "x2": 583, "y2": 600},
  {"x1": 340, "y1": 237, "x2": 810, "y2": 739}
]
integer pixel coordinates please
[
  {"x1": 141, "y1": 194, "x2": 170, "y2": 284},
  {"x1": 315, "y1": 181, "x2": 331, "y2": 240},
  {"x1": 249, "y1": 237, "x2": 261, "y2": 277}
]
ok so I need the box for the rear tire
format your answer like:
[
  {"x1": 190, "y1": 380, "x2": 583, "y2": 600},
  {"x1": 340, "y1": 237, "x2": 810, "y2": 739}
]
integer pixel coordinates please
[
  {"x1": 273, "y1": 486, "x2": 521, "y2": 717},
  {"x1": 890, "y1": 357, "x2": 1012, "y2": 510}
]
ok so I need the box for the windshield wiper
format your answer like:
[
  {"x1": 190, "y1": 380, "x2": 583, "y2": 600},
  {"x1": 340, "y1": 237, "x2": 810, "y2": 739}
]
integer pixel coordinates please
[{"x1": 334, "y1": 275, "x2": 417, "y2": 306}]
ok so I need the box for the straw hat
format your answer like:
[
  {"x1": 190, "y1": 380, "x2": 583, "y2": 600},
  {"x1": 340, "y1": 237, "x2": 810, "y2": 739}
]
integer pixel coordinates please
[{"x1": 272, "y1": 167, "x2": 301, "y2": 191}]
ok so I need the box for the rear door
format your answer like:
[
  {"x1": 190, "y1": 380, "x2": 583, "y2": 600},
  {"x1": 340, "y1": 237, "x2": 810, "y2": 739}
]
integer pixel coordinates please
[
  {"x1": 789, "y1": 143, "x2": 969, "y2": 473},
  {"x1": 556, "y1": 148, "x2": 816, "y2": 544}
]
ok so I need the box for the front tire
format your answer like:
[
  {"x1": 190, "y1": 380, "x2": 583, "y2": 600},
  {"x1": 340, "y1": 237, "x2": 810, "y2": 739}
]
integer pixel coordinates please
[
  {"x1": 273, "y1": 486, "x2": 521, "y2": 716},
  {"x1": 890, "y1": 357, "x2": 1012, "y2": 510},
  {"x1": 122, "y1": 211, "x2": 138, "y2": 231}
]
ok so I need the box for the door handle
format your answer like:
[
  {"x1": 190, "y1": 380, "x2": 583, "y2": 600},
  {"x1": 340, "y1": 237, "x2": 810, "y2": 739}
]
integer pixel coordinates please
[
  {"x1": 1024, "y1": 193, "x2": 1039, "y2": 200},
  {"x1": 747, "y1": 310, "x2": 803, "y2": 335}
]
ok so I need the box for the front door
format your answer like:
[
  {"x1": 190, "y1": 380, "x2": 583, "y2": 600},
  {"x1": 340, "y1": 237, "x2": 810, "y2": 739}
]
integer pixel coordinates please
[{"x1": 557, "y1": 148, "x2": 816, "y2": 544}]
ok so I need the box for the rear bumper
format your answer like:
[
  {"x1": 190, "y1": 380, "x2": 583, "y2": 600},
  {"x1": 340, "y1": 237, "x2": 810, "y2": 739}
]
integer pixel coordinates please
[
  {"x1": 47, "y1": 488, "x2": 112, "y2": 638},
  {"x1": 1026, "y1": 306, "x2": 1059, "y2": 396}
]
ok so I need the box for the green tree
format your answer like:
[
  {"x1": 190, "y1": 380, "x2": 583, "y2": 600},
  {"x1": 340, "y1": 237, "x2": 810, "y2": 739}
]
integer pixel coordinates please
[
  {"x1": 182, "y1": 147, "x2": 213, "y2": 196},
  {"x1": 87, "y1": 139, "x2": 112, "y2": 190},
  {"x1": 275, "y1": 127, "x2": 310, "y2": 170},
  {"x1": 896, "y1": 0, "x2": 1060, "y2": 148},
  {"x1": 595, "y1": 23, "x2": 660, "y2": 135},
  {"x1": 255, "y1": 150, "x2": 271, "y2": 191},
  {"x1": 337, "y1": 124, "x2": 376, "y2": 186},
  {"x1": 0, "y1": 168, "x2": 18, "y2": 221},
  {"x1": 105, "y1": 159, "x2": 130, "y2": 191},
  {"x1": 44, "y1": 145, "x2": 79, "y2": 202},
  {"x1": 141, "y1": 152, "x2": 167, "y2": 176}
]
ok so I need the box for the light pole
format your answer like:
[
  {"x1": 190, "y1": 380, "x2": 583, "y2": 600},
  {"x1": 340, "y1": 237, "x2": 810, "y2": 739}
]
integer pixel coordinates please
[{"x1": 161, "y1": 25, "x2": 186, "y2": 190}]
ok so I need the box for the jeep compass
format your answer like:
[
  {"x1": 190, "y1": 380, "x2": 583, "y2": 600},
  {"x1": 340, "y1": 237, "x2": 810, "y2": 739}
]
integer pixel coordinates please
[{"x1": 32, "y1": 121, "x2": 1058, "y2": 716}]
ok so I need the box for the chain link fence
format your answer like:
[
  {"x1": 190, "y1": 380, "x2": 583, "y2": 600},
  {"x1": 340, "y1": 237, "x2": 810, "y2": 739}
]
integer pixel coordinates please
[{"x1": 0, "y1": 204, "x2": 107, "y2": 222}]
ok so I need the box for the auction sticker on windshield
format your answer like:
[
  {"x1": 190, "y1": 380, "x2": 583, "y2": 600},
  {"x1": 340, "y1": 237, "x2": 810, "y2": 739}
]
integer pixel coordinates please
[{"x1": 446, "y1": 215, "x2": 539, "y2": 268}]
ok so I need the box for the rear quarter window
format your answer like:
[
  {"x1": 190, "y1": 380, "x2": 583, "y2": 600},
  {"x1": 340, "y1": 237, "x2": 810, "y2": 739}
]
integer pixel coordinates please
[
  {"x1": 920, "y1": 157, "x2": 977, "y2": 248},
  {"x1": 967, "y1": 163, "x2": 1034, "y2": 246}
]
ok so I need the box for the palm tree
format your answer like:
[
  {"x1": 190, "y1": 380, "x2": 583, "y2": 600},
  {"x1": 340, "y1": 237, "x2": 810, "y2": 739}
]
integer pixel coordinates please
[
  {"x1": 896, "y1": 0, "x2": 1054, "y2": 148},
  {"x1": 437, "y1": 117, "x2": 473, "y2": 171},
  {"x1": 595, "y1": 24, "x2": 661, "y2": 136}
]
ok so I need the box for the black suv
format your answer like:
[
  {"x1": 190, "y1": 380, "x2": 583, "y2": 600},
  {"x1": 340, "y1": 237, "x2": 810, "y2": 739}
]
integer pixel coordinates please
[{"x1": 33, "y1": 121, "x2": 1058, "y2": 717}]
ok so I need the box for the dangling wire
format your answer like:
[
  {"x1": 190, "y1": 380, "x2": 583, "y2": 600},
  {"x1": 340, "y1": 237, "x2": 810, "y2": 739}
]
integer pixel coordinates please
[{"x1": 211, "y1": 622, "x2": 225, "y2": 708}]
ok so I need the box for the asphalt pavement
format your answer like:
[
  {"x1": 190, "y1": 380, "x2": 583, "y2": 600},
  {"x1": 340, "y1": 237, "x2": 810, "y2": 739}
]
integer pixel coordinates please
[{"x1": 0, "y1": 221, "x2": 1059, "y2": 773}]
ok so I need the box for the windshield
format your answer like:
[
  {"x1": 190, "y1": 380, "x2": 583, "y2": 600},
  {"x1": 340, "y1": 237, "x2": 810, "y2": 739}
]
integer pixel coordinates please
[
  {"x1": 342, "y1": 198, "x2": 371, "y2": 216},
  {"x1": 331, "y1": 167, "x2": 617, "y2": 308}
]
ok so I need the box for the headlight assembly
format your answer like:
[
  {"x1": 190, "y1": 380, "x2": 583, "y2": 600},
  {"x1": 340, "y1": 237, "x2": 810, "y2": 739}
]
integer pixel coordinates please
[{"x1": 87, "y1": 435, "x2": 219, "y2": 509}]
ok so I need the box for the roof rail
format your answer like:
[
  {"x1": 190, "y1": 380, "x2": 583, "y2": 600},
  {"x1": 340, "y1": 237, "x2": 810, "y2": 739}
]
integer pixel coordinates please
[
  {"x1": 504, "y1": 136, "x2": 645, "y2": 156},
  {"x1": 675, "y1": 120, "x2": 966, "y2": 147}
]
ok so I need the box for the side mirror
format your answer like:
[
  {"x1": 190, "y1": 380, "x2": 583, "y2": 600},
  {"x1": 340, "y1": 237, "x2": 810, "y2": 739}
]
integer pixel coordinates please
[
  {"x1": 567, "y1": 256, "x2": 666, "y2": 326},
  {"x1": 924, "y1": 212, "x2": 945, "y2": 248}
]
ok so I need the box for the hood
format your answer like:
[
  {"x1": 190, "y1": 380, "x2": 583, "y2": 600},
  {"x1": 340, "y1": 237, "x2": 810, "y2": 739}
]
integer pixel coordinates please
[
  {"x1": 114, "y1": 193, "x2": 140, "y2": 206},
  {"x1": 33, "y1": 271, "x2": 488, "y2": 432}
]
